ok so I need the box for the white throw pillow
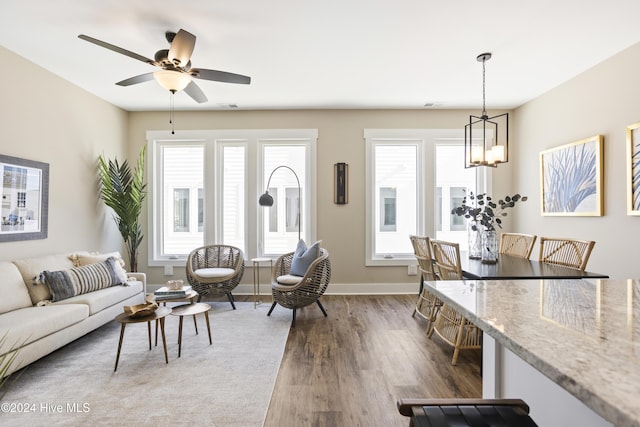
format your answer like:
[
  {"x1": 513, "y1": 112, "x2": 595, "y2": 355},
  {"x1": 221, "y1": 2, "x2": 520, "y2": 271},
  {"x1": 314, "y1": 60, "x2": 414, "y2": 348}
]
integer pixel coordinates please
[{"x1": 74, "y1": 252, "x2": 128, "y2": 283}]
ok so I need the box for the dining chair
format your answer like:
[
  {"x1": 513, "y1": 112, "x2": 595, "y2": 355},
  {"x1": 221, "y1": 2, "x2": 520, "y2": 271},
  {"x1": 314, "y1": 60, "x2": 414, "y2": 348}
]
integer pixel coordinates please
[
  {"x1": 429, "y1": 239, "x2": 482, "y2": 365},
  {"x1": 409, "y1": 235, "x2": 442, "y2": 335},
  {"x1": 538, "y1": 237, "x2": 595, "y2": 270},
  {"x1": 499, "y1": 232, "x2": 537, "y2": 259}
]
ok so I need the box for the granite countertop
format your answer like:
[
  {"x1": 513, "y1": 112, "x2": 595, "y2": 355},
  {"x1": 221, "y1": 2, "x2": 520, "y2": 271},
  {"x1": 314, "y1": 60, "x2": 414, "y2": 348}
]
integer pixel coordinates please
[{"x1": 424, "y1": 278, "x2": 640, "y2": 427}]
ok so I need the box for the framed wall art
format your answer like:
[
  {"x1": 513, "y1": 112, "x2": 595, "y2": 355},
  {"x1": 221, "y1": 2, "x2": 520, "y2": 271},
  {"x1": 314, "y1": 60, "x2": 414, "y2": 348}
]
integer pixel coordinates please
[
  {"x1": 0, "y1": 154, "x2": 49, "y2": 241},
  {"x1": 540, "y1": 135, "x2": 603, "y2": 216},
  {"x1": 627, "y1": 122, "x2": 640, "y2": 215}
]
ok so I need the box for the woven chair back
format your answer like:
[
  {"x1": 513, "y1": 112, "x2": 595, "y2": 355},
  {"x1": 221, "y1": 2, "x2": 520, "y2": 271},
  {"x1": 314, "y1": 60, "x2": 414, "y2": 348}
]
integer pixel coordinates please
[
  {"x1": 499, "y1": 232, "x2": 537, "y2": 259},
  {"x1": 271, "y1": 248, "x2": 331, "y2": 310},
  {"x1": 430, "y1": 239, "x2": 463, "y2": 280},
  {"x1": 409, "y1": 235, "x2": 438, "y2": 281},
  {"x1": 538, "y1": 237, "x2": 595, "y2": 271},
  {"x1": 186, "y1": 244, "x2": 245, "y2": 295}
]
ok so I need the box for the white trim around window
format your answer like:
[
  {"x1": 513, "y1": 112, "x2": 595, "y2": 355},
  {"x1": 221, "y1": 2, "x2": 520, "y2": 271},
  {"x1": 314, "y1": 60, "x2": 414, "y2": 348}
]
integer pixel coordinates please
[{"x1": 146, "y1": 129, "x2": 317, "y2": 266}]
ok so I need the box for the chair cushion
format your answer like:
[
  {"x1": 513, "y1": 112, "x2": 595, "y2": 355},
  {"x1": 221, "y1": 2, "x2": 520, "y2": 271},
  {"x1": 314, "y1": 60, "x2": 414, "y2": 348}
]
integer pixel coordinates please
[
  {"x1": 276, "y1": 274, "x2": 302, "y2": 286},
  {"x1": 194, "y1": 267, "x2": 235, "y2": 278},
  {"x1": 42, "y1": 257, "x2": 124, "y2": 302},
  {"x1": 290, "y1": 239, "x2": 321, "y2": 276}
]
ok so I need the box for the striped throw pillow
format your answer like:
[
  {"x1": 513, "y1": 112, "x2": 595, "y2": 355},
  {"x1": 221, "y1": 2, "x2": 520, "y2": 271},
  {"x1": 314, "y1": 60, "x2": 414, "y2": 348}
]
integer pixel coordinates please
[{"x1": 42, "y1": 257, "x2": 123, "y2": 302}]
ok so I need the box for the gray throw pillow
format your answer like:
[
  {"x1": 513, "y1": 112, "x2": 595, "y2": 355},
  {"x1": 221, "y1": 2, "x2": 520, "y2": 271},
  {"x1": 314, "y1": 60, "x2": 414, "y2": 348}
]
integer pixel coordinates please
[{"x1": 42, "y1": 257, "x2": 123, "y2": 302}]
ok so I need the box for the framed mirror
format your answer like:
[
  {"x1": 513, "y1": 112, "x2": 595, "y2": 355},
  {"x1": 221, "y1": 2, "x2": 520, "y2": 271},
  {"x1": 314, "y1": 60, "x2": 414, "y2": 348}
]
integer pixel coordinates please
[{"x1": 0, "y1": 154, "x2": 49, "y2": 241}]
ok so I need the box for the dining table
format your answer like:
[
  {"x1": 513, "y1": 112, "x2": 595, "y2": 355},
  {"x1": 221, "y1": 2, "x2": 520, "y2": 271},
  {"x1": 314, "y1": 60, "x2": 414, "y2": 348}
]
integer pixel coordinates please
[{"x1": 460, "y1": 252, "x2": 609, "y2": 280}]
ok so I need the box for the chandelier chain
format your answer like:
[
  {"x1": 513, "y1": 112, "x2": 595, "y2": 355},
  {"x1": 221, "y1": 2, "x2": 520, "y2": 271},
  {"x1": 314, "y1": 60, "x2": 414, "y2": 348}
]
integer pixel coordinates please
[{"x1": 482, "y1": 58, "x2": 487, "y2": 117}]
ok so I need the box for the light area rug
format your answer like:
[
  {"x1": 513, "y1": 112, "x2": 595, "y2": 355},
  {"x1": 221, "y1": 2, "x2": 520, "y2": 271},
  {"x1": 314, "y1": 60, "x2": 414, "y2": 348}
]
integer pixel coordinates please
[{"x1": 2, "y1": 302, "x2": 291, "y2": 427}]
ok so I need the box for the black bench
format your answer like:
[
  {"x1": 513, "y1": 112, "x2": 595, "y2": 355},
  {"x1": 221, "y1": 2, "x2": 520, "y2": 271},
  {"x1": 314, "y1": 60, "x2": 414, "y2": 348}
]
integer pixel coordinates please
[{"x1": 397, "y1": 398, "x2": 538, "y2": 427}]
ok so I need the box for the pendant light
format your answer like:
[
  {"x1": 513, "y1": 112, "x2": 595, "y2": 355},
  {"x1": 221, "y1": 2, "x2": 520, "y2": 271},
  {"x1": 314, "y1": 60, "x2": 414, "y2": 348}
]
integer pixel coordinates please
[{"x1": 464, "y1": 52, "x2": 509, "y2": 168}]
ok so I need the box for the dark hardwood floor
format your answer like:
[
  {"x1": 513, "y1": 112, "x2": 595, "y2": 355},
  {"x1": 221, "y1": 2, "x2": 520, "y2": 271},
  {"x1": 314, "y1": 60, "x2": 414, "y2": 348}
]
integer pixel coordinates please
[{"x1": 238, "y1": 294, "x2": 482, "y2": 426}]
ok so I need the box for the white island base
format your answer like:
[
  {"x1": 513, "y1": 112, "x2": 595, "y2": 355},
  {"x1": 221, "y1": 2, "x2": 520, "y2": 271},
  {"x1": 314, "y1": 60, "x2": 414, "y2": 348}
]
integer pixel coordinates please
[{"x1": 483, "y1": 335, "x2": 612, "y2": 427}]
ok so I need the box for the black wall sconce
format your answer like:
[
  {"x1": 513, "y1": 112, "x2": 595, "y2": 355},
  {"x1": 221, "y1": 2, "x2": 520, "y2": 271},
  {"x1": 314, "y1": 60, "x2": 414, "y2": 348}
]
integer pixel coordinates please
[{"x1": 334, "y1": 163, "x2": 348, "y2": 204}]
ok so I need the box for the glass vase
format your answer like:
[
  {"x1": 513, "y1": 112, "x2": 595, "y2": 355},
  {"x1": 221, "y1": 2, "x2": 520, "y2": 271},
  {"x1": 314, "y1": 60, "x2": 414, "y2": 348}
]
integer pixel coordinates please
[
  {"x1": 468, "y1": 222, "x2": 482, "y2": 259},
  {"x1": 481, "y1": 230, "x2": 499, "y2": 264}
]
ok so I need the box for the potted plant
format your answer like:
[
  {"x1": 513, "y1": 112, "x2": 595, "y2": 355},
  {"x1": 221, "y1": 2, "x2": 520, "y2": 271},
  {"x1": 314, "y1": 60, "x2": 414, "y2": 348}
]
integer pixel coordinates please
[
  {"x1": 97, "y1": 146, "x2": 146, "y2": 272},
  {"x1": 452, "y1": 191, "x2": 527, "y2": 263}
]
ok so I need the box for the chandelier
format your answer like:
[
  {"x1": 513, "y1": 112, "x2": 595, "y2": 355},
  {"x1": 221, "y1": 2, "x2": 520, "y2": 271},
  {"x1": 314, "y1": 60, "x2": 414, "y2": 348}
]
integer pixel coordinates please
[{"x1": 464, "y1": 52, "x2": 509, "y2": 168}]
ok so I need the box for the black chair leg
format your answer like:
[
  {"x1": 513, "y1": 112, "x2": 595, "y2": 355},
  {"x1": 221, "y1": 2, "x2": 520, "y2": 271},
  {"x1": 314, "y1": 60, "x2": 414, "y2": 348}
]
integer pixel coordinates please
[
  {"x1": 267, "y1": 301, "x2": 277, "y2": 316},
  {"x1": 316, "y1": 300, "x2": 327, "y2": 317},
  {"x1": 291, "y1": 308, "x2": 296, "y2": 328},
  {"x1": 226, "y1": 292, "x2": 236, "y2": 310}
]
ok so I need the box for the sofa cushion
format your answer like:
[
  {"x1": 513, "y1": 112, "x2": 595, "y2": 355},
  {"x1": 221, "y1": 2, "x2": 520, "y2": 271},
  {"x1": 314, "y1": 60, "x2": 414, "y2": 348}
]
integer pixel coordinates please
[
  {"x1": 42, "y1": 257, "x2": 124, "y2": 302},
  {"x1": 0, "y1": 261, "x2": 33, "y2": 314},
  {"x1": 13, "y1": 253, "x2": 79, "y2": 305},
  {"x1": 73, "y1": 252, "x2": 128, "y2": 283},
  {"x1": 53, "y1": 280, "x2": 144, "y2": 315},
  {"x1": 0, "y1": 304, "x2": 89, "y2": 356}
]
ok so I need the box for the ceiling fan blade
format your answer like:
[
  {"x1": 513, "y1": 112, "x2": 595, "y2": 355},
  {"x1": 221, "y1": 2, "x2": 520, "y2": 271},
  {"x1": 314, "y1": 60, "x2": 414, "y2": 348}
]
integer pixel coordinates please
[
  {"x1": 168, "y1": 29, "x2": 196, "y2": 66},
  {"x1": 184, "y1": 81, "x2": 208, "y2": 103},
  {"x1": 116, "y1": 73, "x2": 155, "y2": 86},
  {"x1": 191, "y1": 68, "x2": 251, "y2": 85},
  {"x1": 78, "y1": 34, "x2": 155, "y2": 65}
]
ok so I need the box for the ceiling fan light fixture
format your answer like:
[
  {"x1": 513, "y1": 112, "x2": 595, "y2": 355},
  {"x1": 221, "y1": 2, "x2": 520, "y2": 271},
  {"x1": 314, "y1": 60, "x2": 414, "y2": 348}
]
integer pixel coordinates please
[{"x1": 153, "y1": 70, "x2": 192, "y2": 92}]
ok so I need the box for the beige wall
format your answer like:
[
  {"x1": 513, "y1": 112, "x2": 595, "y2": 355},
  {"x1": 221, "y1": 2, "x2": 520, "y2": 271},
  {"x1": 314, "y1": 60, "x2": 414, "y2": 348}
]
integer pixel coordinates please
[
  {"x1": 7, "y1": 37, "x2": 636, "y2": 287},
  {"x1": 129, "y1": 110, "x2": 513, "y2": 286},
  {"x1": 513, "y1": 41, "x2": 640, "y2": 279},
  {"x1": 0, "y1": 46, "x2": 128, "y2": 262}
]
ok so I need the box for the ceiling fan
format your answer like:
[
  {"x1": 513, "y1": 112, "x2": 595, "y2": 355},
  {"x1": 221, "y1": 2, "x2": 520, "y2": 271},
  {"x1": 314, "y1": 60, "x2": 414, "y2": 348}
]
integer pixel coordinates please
[{"x1": 78, "y1": 29, "x2": 251, "y2": 104}]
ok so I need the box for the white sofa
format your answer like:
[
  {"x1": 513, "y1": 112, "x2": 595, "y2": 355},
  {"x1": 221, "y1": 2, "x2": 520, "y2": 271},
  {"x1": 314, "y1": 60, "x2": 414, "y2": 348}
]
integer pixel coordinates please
[{"x1": 0, "y1": 251, "x2": 145, "y2": 377}]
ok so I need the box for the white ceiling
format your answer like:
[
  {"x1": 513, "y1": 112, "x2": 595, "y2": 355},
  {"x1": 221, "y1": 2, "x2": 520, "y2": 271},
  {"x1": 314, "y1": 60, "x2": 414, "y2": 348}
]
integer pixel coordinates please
[{"x1": 2, "y1": 1, "x2": 640, "y2": 112}]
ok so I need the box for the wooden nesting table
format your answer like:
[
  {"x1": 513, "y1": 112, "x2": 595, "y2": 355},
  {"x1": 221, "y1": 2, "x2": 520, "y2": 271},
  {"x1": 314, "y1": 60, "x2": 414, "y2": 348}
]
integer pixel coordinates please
[
  {"x1": 113, "y1": 306, "x2": 171, "y2": 372},
  {"x1": 170, "y1": 302, "x2": 212, "y2": 357}
]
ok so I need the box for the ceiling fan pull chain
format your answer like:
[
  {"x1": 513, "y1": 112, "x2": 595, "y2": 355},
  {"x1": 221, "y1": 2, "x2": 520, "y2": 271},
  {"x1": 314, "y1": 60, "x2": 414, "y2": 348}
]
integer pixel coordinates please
[{"x1": 170, "y1": 90, "x2": 175, "y2": 134}]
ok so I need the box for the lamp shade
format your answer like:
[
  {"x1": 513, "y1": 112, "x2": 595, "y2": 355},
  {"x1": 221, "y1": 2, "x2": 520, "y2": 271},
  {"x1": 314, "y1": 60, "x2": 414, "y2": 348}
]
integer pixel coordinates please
[
  {"x1": 258, "y1": 192, "x2": 274, "y2": 206},
  {"x1": 153, "y1": 70, "x2": 192, "y2": 92}
]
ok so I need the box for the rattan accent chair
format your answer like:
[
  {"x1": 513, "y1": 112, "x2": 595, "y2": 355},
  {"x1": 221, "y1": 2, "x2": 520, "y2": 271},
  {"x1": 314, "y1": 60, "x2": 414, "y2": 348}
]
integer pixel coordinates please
[
  {"x1": 186, "y1": 244, "x2": 245, "y2": 309},
  {"x1": 499, "y1": 232, "x2": 537, "y2": 259},
  {"x1": 538, "y1": 237, "x2": 595, "y2": 270},
  {"x1": 430, "y1": 239, "x2": 482, "y2": 365},
  {"x1": 267, "y1": 248, "x2": 331, "y2": 327},
  {"x1": 409, "y1": 235, "x2": 442, "y2": 335}
]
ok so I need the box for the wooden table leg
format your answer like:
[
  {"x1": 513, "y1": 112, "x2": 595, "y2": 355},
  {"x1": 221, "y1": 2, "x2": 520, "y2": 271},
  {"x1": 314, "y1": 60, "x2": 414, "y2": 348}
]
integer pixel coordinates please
[
  {"x1": 147, "y1": 320, "x2": 152, "y2": 350},
  {"x1": 177, "y1": 316, "x2": 184, "y2": 358},
  {"x1": 114, "y1": 323, "x2": 126, "y2": 372},
  {"x1": 159, "y1": 317, "x2": 168, "y2": 364},
  {"x1": 204, "y1": 311, "x2": 212, "y2": 345},
  {"x1": 154, "y1": 319, "x2": 159, "y2": 347},
  {"x1": 192, "y1": 314, "x2": 199, "y2": 335}
]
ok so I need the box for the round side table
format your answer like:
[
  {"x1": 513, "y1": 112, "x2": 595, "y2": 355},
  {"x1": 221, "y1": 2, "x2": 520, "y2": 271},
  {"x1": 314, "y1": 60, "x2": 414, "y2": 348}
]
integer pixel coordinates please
[
  {"x1": 170, "y1": 302, "x2": 212, "y2": 357},
  {"x1": 251, "y1": 257, "x2": 273, "y2": 308},
  {"x1": 113, "y1": 306, "x2": 171, "y2": 372}
]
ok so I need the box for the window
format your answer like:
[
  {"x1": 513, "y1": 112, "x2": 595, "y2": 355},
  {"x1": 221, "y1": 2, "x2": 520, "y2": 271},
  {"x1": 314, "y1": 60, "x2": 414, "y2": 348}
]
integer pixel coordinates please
[
  {"x1": 148, "y1": 129, "x2": 317, "y2": 265},
  {"x1": 434, "y1": 144, "x2": 478, "y2": 248},
  {"x1": 365, "y1": 129, "x2": 482, "y2": 265},
  {"x1": 173, "y1": 188, "x2": 190, "y2": 232}
]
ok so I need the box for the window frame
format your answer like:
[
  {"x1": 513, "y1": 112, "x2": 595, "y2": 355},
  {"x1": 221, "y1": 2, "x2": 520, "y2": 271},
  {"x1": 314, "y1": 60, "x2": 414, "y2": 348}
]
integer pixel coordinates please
[
  {"x1": 364, "y1": 129, "x2": 484, "y2": 266},
  {"x1": 147, "y1": 129, "x2": 317, "y2": 266}
]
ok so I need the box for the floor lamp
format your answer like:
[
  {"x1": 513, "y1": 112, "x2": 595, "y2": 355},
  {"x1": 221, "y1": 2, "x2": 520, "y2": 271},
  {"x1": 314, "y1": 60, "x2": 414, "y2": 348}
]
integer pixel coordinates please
[{"x1": 258, "y1": 165, "x2": 301, "y2": 241}]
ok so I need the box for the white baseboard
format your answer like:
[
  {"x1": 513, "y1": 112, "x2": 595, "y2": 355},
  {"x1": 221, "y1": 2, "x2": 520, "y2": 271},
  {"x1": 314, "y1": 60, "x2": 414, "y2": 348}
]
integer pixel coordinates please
[{"x1": 147, "y1": 282, "x2": 419, "y2": 295}]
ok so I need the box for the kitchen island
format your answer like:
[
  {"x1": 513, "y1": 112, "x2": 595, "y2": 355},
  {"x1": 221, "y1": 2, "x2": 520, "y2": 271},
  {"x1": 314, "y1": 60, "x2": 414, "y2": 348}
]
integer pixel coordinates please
[{"x1": 423, "y1": 278, "x2": 639, "y2": 427}]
